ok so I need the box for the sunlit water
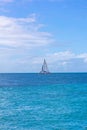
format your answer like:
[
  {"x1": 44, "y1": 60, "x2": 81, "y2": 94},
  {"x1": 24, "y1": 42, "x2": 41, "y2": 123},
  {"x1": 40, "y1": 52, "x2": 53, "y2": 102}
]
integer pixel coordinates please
[{"x1": 0, "y1": 73, "x2": 87, "y2": 130}]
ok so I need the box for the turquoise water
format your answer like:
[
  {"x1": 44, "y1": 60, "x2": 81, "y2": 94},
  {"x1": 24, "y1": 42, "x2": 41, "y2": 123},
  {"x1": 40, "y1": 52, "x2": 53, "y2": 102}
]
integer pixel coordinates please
[{"x1": 0, "y1": 73, "x2": 87, "y2": 130}]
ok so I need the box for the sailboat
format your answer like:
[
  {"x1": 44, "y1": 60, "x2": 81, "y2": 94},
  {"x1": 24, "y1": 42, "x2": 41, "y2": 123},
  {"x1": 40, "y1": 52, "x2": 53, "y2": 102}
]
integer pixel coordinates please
[{"x1": 40, "y1": 59, "x2": 50, "y2": 74}]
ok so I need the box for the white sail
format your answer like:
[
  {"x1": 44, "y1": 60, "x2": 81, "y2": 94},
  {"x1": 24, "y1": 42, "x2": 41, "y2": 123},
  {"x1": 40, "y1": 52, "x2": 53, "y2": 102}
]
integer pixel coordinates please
[{"x1": 40, "y1": 59, "x2": 50, "y2": 74}]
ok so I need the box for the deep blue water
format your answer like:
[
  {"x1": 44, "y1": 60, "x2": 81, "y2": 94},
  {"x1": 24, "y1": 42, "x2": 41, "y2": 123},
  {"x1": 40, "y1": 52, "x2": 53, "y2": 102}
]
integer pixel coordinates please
[{"x1": 0, "y1": 73, "x2": 87, "y2": 130}]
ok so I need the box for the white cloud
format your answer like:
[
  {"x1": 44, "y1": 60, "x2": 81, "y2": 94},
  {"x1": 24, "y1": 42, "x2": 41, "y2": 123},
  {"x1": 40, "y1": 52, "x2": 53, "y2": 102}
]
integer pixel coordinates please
[
  {"x1": 0, "y1": 15, "x2": 87, "y2": 72},
  {"x1": 46, "y1": 51, "x2": 75, "y2": 62},
  {"x1": 0, "y1": 15, "x2": 53, "y2": 48},
  {"x1": 0, "y1": 15, "x2": 55, "y2": 72},
  {"x1": 77, "y1": 53, "x2": 87, "y2": 63},
  {"x1": 28, "y1": 51, "x2": 87, "y2": 72}
]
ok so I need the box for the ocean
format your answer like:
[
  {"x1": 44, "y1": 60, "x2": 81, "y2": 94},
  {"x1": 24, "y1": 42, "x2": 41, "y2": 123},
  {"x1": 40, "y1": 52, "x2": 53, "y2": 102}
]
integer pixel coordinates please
[{"x1": 0, "y1": 73, "x2": 87, "y2": 130}]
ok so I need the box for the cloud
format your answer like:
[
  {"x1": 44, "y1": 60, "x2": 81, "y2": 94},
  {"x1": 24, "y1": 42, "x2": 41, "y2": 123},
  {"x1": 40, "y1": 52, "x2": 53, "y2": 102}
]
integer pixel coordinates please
[
  {"x1": 77, "y1": 53, "x2": 87, "y2": 63},
  {"x1": 0, "y1": 15, "x2": 55, "y2": 72},
  {"x1": 29, "y1": 51, "x2": 87, "y2": 72},
  {"x1": 0, "y1": 15, "x2": 87, "y2": 72},
  {"x1": 0, "y1": 15, "x2": 53, "y2": 48}
]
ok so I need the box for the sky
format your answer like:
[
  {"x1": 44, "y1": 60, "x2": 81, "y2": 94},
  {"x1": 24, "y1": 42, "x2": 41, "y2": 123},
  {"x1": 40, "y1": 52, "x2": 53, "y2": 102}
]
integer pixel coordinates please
[{"x1": 0, "y1": 0, "x2": 87, "y2": 72}]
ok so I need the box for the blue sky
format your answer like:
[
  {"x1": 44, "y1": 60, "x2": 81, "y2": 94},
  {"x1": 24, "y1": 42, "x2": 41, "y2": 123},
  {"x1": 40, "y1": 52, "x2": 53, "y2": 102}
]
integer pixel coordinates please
[{"x1": 0, "y1": 0, "x2": 87, "y2": 72}]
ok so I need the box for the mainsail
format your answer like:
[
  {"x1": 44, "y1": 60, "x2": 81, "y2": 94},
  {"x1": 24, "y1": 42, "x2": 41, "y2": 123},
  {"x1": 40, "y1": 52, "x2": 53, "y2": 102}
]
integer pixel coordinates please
[{"x1": 40, "y1": 59, "x2": 50, "y2": 73}]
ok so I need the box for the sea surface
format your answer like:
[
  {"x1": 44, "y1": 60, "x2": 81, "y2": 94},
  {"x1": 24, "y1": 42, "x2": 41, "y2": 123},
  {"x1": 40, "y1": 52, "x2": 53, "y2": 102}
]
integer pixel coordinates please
[{"x1": 0, "y1": 73, "x2": 87, "y2": 130}]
